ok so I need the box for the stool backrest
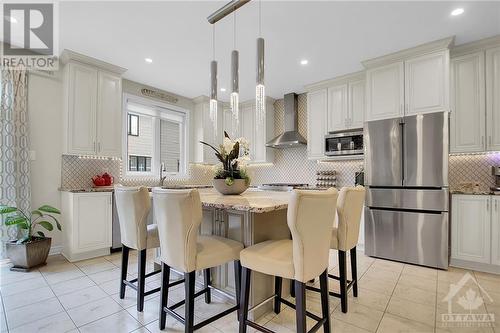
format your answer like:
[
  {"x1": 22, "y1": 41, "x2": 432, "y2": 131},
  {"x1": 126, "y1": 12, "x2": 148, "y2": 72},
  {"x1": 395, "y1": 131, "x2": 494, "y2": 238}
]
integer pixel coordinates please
[
  {"x1": 152, "y1": 188, "x2": 202, "y2": 273},
  {"x1": 287, "y1": 188, "x2": 339, "y2": 283},
  {"x1": 114, "y1": 186, "x2": 151, "y2": 251},
  {"x1": 336, "y1": 186, "x2": 366, "y2": 251}
]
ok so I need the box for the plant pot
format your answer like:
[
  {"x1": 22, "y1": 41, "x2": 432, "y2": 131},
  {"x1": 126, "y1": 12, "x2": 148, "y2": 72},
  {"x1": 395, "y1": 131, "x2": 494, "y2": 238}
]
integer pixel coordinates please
[
  {"x1": 6, "y1": 237, "x2": 51, "y2": 272},
  {"x1": 213, "y1": 179, "x2": 249, "y2": 195}
]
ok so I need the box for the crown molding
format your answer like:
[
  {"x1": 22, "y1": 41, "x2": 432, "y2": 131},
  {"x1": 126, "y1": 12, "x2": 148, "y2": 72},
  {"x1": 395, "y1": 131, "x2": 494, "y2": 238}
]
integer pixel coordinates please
[
  {"x1": 451, "y1": 34, "x2": 500, "y2": 58},
  {"x1": 193, "y1": 95, "x2": 275, "y2": 107},
  {"x1": 362, "y1": 36, "x2": 455, "y2": 69},
  {"x1": 304, "y1": 70, "x2": 366, "y2": 92},
  {"x1": 192, "y1": 95, "x2": 210, "y2": 104},
  {"x1": 60, "y1": 49, "x2": 127, "y2": 74}
]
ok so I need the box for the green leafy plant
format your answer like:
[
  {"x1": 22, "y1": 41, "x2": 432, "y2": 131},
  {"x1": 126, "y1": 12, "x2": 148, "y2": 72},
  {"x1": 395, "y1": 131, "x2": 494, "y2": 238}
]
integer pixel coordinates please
[
  {"x1": 0, "y1": 205, "x2": 61, "y2": 244},
  {"x1": 200, "y1": 131, "x2": 251, "y2": 185}
]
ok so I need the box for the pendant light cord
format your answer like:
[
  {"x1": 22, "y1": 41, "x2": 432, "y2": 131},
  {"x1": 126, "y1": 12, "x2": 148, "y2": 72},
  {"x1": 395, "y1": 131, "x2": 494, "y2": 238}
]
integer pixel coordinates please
[
  {"x1": 233, "y1": 7, "x2": 236, "y2": 49},
  {"x1": 259, "y1": 0, "x2": 262, "y2": 37},
  {"x1": 212, "y1": 24, "x2": 216, "y2": 60}
]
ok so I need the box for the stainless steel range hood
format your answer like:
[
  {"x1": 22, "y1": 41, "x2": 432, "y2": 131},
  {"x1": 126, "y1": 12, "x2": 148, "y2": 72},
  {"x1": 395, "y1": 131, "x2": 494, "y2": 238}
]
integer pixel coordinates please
[{"x1": 266, "y1": 93, "x2": 307, "y2": 148}]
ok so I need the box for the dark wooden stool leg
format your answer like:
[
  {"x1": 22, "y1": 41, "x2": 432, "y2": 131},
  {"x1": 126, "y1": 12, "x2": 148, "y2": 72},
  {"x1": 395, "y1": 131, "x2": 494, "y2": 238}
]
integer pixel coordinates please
[
  {"x1": 185, "y1": 271, "x2": 195, "y2": 333},
  {"x1": 120, "y1": 245, "x2": 129, "y2": 299},
  {"x1": 204, "y1": 268, "x2": 211, "y2": 304},
  {"x1": 350, "y1": 247, "x2": 358, "y2": 297},
  {"x1": 294, "y1": 280, "x2": 307, "y2": 333},
  {"x1": 159, "y1": 263, "x2": 170, "y2": 330},
  {"x1": 274, "y1": 276, "x2": 283, "y2": 314},
  {"x1": 290, "y1": 280, "x2": 295, "y2": 298},
  {"x1": 137, "y1": 249, "x2": 147, "y2": 312},
  {"x1": 234, "y1": 260, "x2": 242, "y2": 318},
  {"x1": 239, "y1": 267, "x2": 251, "y2": 333},
  {"x1": 319, "y1": 270, "x2": 331, "y2": 333},
  {"x1": 339, "y1": 250, "x2": 348, "y2": 313}
]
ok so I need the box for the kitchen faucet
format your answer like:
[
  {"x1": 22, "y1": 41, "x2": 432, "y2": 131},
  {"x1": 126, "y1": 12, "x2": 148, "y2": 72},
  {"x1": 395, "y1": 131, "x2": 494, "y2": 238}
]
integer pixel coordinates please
[{"x1": 159, "y1": 162, "x2": 167, "y2": 186}]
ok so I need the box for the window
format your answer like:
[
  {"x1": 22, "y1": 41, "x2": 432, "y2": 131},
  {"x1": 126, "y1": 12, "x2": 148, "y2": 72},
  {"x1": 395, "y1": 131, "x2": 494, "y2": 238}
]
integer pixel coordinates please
[
  {"x1": 128, "y1": 114, "x2": 139, "y2": 136},
  {"x1": 124, "y1": 96, "x2": 188, "y2": 177}
]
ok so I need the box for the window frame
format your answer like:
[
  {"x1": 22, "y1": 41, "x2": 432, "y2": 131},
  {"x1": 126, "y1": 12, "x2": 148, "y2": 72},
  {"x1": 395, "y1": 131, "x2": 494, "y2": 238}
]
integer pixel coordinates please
[
  {"x1": 128, "y1": 114, "x2": 139, "y2": 136},
  {"x1": 122, "y1": 94, "x2": 190, "y2": 179}
]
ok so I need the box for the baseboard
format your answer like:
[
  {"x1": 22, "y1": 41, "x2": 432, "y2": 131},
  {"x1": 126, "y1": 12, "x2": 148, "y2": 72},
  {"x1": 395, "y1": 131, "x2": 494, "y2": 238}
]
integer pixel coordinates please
[
  {"x1": 49, "y1": 245, "x2": 63, "y2": 256},
  {"x1": 450, "y1": 258, "x2": 500, "y2": 274}
]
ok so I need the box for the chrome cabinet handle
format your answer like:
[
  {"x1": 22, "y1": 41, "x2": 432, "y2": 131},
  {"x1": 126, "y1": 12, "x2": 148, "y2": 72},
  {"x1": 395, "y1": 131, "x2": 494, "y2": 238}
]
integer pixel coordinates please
[
  {"x1": 495, "y1": 199, "x2": 498, "y2": 212},
  {"x1": 93, "y1": 141, "x2": 96, "y2": 152},
  {"x1": 489, "y1": 136, "x2": 492, "y2": 146},
  {"x1": 487, "y1": 200, "x2": 490, "y2": 212},
  {"x1": 98, "y1": 142, "x2": 101, "y2": 152},
  {"x1": 482, "y1": 136, "x2": 485, "y2": 146}
]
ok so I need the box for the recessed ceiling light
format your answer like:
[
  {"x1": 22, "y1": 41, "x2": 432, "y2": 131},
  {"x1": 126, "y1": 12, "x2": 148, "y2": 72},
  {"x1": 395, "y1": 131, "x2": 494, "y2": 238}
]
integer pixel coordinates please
[
  {"x1": 144, "y1": 58, "x2": 153, "y2": 63},
  {"x1": 220, "y1": 88, "x2": 226, "y2": 92},
  {"x1": 451, "y1": 8, "x2": 464, "y2": 16},
  {"x1": 300, "y1": 59, "x2": 308, "y2": 65}
]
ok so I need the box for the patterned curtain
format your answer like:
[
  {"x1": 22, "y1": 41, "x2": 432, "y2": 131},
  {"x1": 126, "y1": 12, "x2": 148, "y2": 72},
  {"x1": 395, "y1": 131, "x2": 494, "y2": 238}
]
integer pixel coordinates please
[{"x1": 0, "y1": 69, "x2": 31, "y2": 258}]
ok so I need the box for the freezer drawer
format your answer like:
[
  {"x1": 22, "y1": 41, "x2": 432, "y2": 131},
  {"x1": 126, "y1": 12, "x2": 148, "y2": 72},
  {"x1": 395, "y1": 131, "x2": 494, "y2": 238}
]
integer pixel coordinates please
[
  {"x1": 364, "y1": 208, "x2": 448, "y2": 269},
  {"x1": 366, "y1": 188, "x2": 449, "y2": 211}
]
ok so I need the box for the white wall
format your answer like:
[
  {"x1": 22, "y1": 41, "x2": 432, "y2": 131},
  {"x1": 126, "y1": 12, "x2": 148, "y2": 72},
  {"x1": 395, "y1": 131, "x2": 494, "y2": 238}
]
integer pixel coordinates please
[{"x1": 28, "y1": 73, "x2": 63, "y2": 251}]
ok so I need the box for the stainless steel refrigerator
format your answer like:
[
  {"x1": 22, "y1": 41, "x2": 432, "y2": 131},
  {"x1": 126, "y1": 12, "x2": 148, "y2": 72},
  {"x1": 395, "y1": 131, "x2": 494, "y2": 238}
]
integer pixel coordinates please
[{"x1": 364, "y1": 111, "x2": 449, "y2": 269}]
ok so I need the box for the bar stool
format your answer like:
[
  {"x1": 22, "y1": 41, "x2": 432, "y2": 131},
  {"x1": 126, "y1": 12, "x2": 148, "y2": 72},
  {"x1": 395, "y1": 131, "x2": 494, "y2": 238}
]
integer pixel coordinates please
[
  {"x1": 114, "y1": 186, "x2": 183, "y2": 312},
  {"x1": 239, "y1": 188, "x2": 339, "y2": 333},
  {"x1": 306, "y1": 186, "x2": 365, "y2": 313},
  {"x1": 152, "y1": 188, "x2": 244, "y2": 333}
]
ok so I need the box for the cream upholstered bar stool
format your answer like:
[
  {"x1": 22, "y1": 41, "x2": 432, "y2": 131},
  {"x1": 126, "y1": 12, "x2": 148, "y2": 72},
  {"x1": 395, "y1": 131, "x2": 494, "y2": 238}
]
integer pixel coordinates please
[
  {"x1": 306, "y1": 186, "x2": 365, "y2": 313},
  {"x1": 239, "y1": 188, "x2": 339, "y2": 333},
  {"x1": 152, "y1": 188, "x2": 244, "y2": 333},
  {"x1": 114, "y1": 186, "x2": 183, "y2": 312}
]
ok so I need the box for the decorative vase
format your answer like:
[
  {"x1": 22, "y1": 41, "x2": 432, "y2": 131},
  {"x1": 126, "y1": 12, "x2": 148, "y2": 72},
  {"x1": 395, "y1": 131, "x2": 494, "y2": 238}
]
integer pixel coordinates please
[
  {"x1": 6, "y1": 237, "x2": 51, "y2": 272},
  {"x1": 213, "y1": 179, "x2": 249, "y2": 195}
]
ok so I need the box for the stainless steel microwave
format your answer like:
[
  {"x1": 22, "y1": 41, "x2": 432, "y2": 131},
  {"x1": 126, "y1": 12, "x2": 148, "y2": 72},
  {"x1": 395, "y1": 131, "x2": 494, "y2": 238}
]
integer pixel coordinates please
[{"x1": 325, "y1": 129, "x2": 363, "y2": 156}]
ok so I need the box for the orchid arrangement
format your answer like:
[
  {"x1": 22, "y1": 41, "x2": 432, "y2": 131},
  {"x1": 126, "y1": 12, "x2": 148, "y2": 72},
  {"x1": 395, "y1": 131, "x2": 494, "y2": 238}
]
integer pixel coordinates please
[{"x1": 200, "y1": 132, "x2": 251, "y2": 186}]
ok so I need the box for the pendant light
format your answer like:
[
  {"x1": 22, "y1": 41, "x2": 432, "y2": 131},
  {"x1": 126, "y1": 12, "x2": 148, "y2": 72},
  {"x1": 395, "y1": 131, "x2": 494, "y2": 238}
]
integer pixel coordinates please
[
  {"x1": 230, "y1": 9, "x2": 239, "y2": 136},
  {"x1": 209, "y1": 25, "x2": 218, "y2": 139},
  {"x1": 255, "y1": 0, "x2": 265, "y2": 130}
]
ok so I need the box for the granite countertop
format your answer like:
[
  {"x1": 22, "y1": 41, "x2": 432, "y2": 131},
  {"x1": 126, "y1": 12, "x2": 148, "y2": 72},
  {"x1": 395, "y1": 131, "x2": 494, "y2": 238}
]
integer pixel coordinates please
[
  {"x1": 59, "y1": 184, "x2": 213, "y2": 193},
  {"x1": 450, "y1": 191, "x2": 499, "y2": 196}
]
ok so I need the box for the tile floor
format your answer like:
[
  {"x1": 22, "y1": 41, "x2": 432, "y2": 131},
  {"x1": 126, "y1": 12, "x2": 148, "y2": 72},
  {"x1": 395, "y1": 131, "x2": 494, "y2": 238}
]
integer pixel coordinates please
[{"x1": 0, "y1": 250, "x2": 499, "y2": 333}]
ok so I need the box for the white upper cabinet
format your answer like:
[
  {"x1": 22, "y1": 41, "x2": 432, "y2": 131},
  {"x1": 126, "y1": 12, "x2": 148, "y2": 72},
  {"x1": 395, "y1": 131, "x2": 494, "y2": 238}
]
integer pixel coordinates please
[
  {"x1": 450, "y1": 52, "x2": 485, "y2": 153},
  {"x1": 348, "y1": 79, "x2": 365, "y2": 129},
  {"x1": 486, "y1": 46, "x2": 500, "y2": 151},
  {"x1": 365, "y1": 62, "x2": 404, "y2": 121},
  {"x1": 327, "y1": 84, "x2": 348, "y2": 132},
  {"x1": 404, "y1": 51, "x2": 449, "y2": 115},
  {"x1": 61, "y1": 50, "x2": 126, "y2": 157},
  {"x1": 491, "y1": 196, "x2": 500, "y2": 266},
  {"x1": 306, "y1": 89, "x2": 327, "y2": 159}
]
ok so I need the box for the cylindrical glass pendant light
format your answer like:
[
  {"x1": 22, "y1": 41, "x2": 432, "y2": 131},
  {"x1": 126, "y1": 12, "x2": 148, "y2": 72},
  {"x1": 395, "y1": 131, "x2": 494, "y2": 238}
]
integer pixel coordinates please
[
  {"x1": 255, "y1": 0, "x2": 265, "y2": 130},
  {"x1": 209, "y1": 26, "x2": 218, "y2": 140},
  {"x1": 230, "y1": 10, "x2": 239, "y2": 136}
]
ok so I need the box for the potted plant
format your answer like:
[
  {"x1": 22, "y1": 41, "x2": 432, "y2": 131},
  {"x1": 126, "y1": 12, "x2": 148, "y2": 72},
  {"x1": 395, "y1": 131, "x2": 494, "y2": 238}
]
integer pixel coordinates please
[
  {"x1": 0, "y1": 204, "x2": 61, "y2": 271},
  {"x1": 200, "y1": 131, "x2": 251, "y2": 195}
]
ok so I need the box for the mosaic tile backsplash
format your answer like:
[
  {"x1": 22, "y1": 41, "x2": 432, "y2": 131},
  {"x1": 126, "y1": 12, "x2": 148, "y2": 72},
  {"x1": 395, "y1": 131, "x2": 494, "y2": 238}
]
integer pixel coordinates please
[{"x1": 449, "y1": 152, "x2": 500, "y2": 192}]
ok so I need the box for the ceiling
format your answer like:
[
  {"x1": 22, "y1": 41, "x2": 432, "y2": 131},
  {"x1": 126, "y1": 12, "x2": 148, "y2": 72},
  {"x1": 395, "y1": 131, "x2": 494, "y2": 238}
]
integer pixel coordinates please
[{"x1": 60, "y1": 1, "x2": 500, "y2": 102}]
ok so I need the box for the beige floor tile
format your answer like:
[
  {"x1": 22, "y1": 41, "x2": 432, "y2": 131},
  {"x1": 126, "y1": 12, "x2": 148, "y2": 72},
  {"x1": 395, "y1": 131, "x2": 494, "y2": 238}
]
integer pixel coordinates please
[
  {"x1": 397, "y1": 272, "x2": 437, "y2": 293},
  {"x1": 348, "y1": 287, "x2": 391, "y2": 312},
  {"x1": 9, "y1": 311, "x2": 76, "y2": 333},
  {"x1": 269, "y1": 307, "x2": 316, "y2": 332},
  {"x1": 77, "y1": 260, "x2": 116, "y2": 275},
  {"x1": 392, "y1": 283, "x2": 436, "y2": 306},
  {"x1": 370, "y1": 260, "x2": 404, "y2": 273},
  {"x1": 475, "y1": 277, "x2": 500, "y2": 294},
  {"x1": 332, "y1": 302, "x2": 384, "y2": 332},
  {"x1": 438, "y1": 267, "x2": 473, "y2": 282},
  {"x1": 377, "y1": 313, "x2": 434, "y2": 333},
  {"x1": 363, "y1": 267, "x2": 401, "y2": 283},
  {"x1": 130, "y1": 328, "x2": 150, "y2": 333},
  {"x1": 386, "y1": 296, "x2": 436, "y2": 327},
  {"x1": 359, "y1": 276, "x2": 398, "y2": 296},
  {"x1": 67, "y1": 296, "x2": 122, "y2": 327},
  {"x1": 144, "y1": 318, "x2": 220, "y2": 333},
  {"x1": 5, "y1": 298, "x2": 64, "y2": 329},
  {"x1": 332, "y1": 318, "x2": 372, "y2": 333},
  {"x1": 0, "y1": 276, "x2": 48, "y2": 297},
  {"x1": 58, "y1": 285, "x2": 108, "y2": 310},
  {"x1": 87, "y1": 267, "x2": 123, "y2": 284},
  {"x1": 42, "y1": 268, "x2": 86, "y2": 285},
  {"x1": 79, "y1": 309, "x2": 142, "y2": 333},
  {"x1": 436, "y1": 326, "x2": 494, "y2": 333},
  {"x1": 50, "y1": 275, "x2": 96, "y2": 297},
  {"x1": 0, "y1": 269, "x2": 42, "y2": 286},
  {"x1": 402, "y1": 264, "x2": 438, "y2": 279},
  {"x1": 2, "y1": 286, "x2": 55, "y2": 310},
  {"x1": 126, "y1": 296, "x2": 162, "y2": 325}
]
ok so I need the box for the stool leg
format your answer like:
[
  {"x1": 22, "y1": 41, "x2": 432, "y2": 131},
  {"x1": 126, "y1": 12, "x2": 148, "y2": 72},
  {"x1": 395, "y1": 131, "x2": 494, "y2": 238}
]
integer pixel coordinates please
[
  {"x1": 294, "y1": 280, "x2": 307, "y2": 333},
  {"x1": 185, "y1": 271, "x2": 195, "y2": 333},
  {"x1": 159, "y1": 263, "x2": 170, "y2": 330},
  {"x1": 203, "y1": 268, "x2": 211, "y2": 304},
  {"x1": 290, "y1": 280, "x2": 295, "y2": 298},
  {"x1": 234, "y1": 260, "x2": 242, "y2": 318},
  {"x1": 274, "y1": 276, "x2": 282, "y2": 314},
  {"x1": 137, "y1": 249, "x2": 147, "y2": 312},
  {"x1": 338, "y1": 250, "x2": 348, "y2": 313},
  {"x1": 239, "y1": 267, "x2": 251, "y2": 333},
  {"x1": 120, "y1": 245, "x2": 129, "y2": 299},
  {"x1": 350, "y1": 247, "x2": 358, "y2": 297},
  {"x1": 319, "y1": 270, "x2": 331, "y2": 333}
]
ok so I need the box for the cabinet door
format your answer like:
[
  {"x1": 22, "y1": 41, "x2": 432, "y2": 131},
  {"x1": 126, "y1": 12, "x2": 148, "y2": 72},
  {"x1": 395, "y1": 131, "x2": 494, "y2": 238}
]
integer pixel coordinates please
[
  {"x1": 73, "y1": 193, "x2": 112, "y2": 252},
  {"x1": 307, "y1": 89, "x2": 327, "y2": 159},
  {"x1": 486, "y1": 46, "x2": 500, "y2": 151},
  {"x1": 96, "y1": 71, "x2": 122, "y2": 157},
  {"x1": 405, "y1": 51, "x2": 450, "y2": 115},
  {"x1": 348, "y1": 79, "x2": 365, "y2": 129},
  {"x1": 365, "y1": 62, "x2": 404, "y2": 121},
  {"x1": 327, "y1": 84, "x2": 348, "y2": 132},
  {"x1": 491, "y1": 196, "x2": 500, "y2": 266},
  {"x1": 451, "y1": 195, "x2": 490, "y2": 264},
  {"x1": 450, "y1": 52, "x2": 486, "y2": 153},
  {"x1": 67, "y1": 63, "x2": 98, "y2": 154},
  {"x1": 240, "y1": 104, "x2": 256, "y2": 161}
]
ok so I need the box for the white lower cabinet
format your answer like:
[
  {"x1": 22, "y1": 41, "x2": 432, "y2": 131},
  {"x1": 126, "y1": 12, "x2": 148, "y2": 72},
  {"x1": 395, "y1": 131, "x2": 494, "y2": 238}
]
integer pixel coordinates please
[
  {"x1": 451, "y1": 194, "x2": 500, "y2": 272},
  {"x1": 61, "y1": 192, "x2": 112, "y2": 262}
]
